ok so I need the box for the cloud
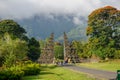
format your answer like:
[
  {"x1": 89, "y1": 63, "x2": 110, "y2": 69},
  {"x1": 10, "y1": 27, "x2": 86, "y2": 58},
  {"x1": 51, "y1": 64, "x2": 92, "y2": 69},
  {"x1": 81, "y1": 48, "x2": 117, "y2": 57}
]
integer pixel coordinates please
[
  {"x1": 0, "y1": 0, "x2": 120, "y2": 20},
  {"x1": 73, "y1": 17, "x2": 81, "y2": 25}
]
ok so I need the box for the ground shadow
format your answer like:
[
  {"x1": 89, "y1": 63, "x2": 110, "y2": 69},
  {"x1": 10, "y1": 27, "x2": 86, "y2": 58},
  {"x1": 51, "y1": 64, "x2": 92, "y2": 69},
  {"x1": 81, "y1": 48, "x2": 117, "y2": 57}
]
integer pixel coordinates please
[{"x1": 40, "y1": 71, "x2": 55, "y2": 75}]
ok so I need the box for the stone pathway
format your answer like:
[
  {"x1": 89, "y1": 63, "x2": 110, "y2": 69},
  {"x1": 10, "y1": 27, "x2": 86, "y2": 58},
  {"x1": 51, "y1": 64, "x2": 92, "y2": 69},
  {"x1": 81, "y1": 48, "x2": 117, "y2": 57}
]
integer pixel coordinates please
[{"x1": 63, "y1": 65, "x2": 117, "y2": 80}]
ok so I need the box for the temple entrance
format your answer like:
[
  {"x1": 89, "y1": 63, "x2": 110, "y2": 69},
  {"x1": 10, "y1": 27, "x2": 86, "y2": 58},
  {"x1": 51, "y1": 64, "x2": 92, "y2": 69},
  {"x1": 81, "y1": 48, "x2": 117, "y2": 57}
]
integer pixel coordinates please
[
  {"x1": 63, "y1": 32, "x2": 80, "y2": 63},
  {"x1": 38, "y1": 32, "x2": 80, "y2": 64},
  {"x1": 38, "y1": 33, "x2": 54, "y2": 64}
]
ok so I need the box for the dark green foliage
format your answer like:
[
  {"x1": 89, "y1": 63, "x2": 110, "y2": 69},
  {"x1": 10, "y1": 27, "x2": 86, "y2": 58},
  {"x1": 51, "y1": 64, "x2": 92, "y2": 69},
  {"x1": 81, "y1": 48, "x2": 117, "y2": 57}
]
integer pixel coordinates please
[
  {"x1": 27, "y1": 37, "x2": 41, "y2": 62},
  {"x1": 0, "y1": 20, "x2": 26, "y2": 39},
  {"x1": 0, "y1": 57, "x2": 4, "y2": 67}
]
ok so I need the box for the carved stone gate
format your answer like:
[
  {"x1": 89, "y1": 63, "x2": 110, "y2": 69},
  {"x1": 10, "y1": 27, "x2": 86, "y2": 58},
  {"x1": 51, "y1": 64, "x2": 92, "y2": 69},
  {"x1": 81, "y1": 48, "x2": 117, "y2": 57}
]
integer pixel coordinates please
[
  {"x1": 38, "y1": 33, "x2": 54, "y2": 64},
  {"x1": 63, "y1": 32, "x2": 80, "y2": 63},
  {"x1": 38, "y1": 32, "x2": 80, "y2": 64}
]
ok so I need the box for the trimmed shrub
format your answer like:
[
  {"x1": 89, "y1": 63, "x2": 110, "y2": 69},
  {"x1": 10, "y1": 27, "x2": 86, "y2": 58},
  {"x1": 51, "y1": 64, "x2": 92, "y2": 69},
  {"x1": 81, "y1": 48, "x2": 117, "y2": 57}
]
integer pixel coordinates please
[
  {"x1": 0, "y1": 66, "x2": 24, "y2": 80},
  {"x1": 0, "y1": 63, "x2": 41, "y2": 80},
  {"x1": 22, "y1": 63, "x2": 40, "y2": 76}
]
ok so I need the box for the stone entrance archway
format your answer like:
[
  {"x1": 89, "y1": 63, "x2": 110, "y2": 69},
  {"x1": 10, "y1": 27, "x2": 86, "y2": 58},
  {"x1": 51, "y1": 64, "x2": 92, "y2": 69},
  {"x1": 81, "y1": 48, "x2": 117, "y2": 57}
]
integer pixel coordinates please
[
  {"x1": 38, "y1": 33, "x2": 54, "y2": 64},
  {"x1": 63, "y1": 32, "x2": 80, "y2": 63},
  {"x1": 38, "y1": 32, "x2": 80, "y2": 64}
]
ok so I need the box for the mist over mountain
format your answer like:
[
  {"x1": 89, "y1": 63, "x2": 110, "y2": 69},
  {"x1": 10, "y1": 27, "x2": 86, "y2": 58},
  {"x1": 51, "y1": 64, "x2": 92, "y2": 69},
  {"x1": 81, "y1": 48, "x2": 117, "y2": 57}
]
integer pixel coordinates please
[
  {"x1": 57, "y1": 24, "x2": 87, "y2": 41},
  {"x1": 16, "y1": 15, "x2": 87, "y2": 40}
]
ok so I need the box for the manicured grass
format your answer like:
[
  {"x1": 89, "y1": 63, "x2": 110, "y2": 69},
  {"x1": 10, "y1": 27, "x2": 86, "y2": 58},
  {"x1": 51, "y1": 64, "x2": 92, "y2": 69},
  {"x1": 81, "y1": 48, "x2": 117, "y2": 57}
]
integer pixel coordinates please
[
  {"x1": 77, "y1": 59, "x2": 120, "y2": 72},
  {"x1": 23, "y1": 65, "x2": 95, "y2": 80}
]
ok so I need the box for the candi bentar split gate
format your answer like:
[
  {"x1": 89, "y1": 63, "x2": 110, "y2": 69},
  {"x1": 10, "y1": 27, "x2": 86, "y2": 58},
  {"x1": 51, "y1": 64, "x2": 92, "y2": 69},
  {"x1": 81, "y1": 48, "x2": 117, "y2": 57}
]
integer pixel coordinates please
[{"x1": 38, "y1": 32, "x2": 80, "y2": 64}]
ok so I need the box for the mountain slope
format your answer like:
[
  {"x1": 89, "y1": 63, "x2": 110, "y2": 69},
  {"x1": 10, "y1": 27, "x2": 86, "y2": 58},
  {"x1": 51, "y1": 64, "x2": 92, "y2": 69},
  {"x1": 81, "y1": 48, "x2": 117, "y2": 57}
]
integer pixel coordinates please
[
  {"x1": 57, "y1": 24, "x2": 87, "y2": 41},
  {"x1": 13, "y1": 15, "x2": 87, "y2": 40}
]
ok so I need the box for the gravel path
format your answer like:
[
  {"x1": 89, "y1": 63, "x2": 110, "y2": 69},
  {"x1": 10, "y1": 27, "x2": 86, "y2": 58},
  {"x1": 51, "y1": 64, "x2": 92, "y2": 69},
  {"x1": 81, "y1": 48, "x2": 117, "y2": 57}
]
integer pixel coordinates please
[{"x1": 63, "y1": 65, "x2": 117, "y2": 80}]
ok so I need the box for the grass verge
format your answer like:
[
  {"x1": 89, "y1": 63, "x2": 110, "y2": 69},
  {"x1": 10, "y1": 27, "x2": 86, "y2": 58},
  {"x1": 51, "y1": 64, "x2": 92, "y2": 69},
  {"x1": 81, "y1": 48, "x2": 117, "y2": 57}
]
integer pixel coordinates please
[
  {"x1": 23, "y1": 64, "x2": 95, "y2": 80},
  {"x1": 77, "y1": 59, "x2": 120, "y2": 72}
]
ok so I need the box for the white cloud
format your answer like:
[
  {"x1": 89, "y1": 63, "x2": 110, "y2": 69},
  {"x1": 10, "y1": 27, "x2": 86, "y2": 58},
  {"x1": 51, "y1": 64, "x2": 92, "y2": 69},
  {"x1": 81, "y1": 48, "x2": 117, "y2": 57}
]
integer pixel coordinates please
[
  {"x1": 0, "y1": 0, "x2": 119, "y2": 19},
  {"x1": 73, "y1": 17, "x2": 81, "y2": 25}
]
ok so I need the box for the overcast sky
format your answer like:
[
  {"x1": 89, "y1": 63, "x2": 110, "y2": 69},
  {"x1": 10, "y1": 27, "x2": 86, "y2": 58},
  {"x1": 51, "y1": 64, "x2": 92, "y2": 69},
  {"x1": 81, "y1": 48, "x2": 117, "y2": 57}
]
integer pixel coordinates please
[{"x1": 0, "y1": 0, "x2": 120, "y2": 20}]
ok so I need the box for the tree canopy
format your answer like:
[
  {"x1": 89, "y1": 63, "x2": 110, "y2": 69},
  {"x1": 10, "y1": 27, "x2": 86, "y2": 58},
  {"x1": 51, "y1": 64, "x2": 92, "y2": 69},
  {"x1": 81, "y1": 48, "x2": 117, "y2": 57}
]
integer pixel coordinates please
[
  {"x1": 86, "y1": 6, "x2": 120, "y2": 59},
  {"x1": 0, "y1": 20, "x2": 26, "y2": 39},
  {"x1": 27, "y1": 37, "x2": 41, "y2": 62}
]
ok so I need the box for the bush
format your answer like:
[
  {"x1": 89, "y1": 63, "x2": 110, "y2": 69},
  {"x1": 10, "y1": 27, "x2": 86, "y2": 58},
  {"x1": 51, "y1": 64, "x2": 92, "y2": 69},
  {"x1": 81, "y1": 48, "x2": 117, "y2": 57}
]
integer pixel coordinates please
[
  {"x1": 0, "y1": 63, "x2": 41, "y2": 80},
  {"x1": 114, "y1": 50, "x2": 120, "y2": 59},
  {"x1": 22, "y1": 63, "x2": 40, "y2": 76},
  {"x1": 0, "y1": 66, "x2": 24, "y2": 80}
]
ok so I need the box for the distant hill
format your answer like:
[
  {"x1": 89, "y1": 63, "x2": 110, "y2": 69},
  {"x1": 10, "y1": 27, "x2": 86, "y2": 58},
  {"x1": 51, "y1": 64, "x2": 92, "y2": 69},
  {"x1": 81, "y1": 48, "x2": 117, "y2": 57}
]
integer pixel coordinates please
[
  {"x1": 57, "y1": 24, "x2": 87, "y2": 41},
  {"x1": 15, "y1": 15, "x2": 87, "y2": 41}
]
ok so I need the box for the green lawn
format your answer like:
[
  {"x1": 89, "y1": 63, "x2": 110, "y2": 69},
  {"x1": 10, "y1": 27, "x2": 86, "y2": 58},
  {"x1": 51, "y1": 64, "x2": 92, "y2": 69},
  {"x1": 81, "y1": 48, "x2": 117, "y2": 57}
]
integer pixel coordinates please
[
  {"x1": 23, "y1": 65, "x2": 95, "y2": 80},
  {"x1": 77, "y1": 59, "x2": 120, "y2": 72}
]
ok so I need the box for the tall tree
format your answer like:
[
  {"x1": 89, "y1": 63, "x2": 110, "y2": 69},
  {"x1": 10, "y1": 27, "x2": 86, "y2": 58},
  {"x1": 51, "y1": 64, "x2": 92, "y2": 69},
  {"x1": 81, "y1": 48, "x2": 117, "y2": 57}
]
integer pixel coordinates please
[
  {"x1": 0, "y1": 19, "x2": 29, "y2": 66},
  {"x1": 0, "y1": 33, "x2": 28, "y2": 67},
  {"x1": 27, "y1": 37, "x2": 41, "y2": 62},
  {"x1": 86, "y1": 6, "x2": 120, "y2": 59}
]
